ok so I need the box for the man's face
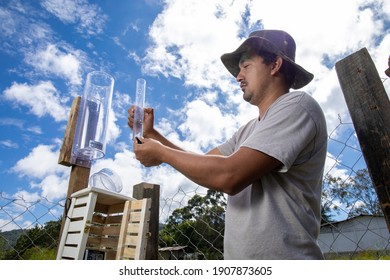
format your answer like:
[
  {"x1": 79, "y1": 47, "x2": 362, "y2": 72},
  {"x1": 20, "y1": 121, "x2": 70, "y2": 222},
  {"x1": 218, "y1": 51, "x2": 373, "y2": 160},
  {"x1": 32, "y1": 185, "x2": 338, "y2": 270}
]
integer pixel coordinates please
[{"x1": 236, "y1": 52, "x2": 273, "y2": 105}]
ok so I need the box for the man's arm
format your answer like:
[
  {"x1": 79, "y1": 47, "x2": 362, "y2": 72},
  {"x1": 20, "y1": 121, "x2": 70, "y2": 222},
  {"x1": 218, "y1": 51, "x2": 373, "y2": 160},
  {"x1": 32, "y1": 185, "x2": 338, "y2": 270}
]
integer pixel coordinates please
[{"x1": 134, "y1": 138, "x2": 281, "y2": 195}]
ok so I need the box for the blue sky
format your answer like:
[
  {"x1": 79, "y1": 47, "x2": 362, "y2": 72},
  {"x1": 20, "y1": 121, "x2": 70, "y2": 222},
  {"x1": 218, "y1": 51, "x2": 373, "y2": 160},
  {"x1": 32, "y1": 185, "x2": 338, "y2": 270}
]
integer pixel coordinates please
[{"x1": 0, "y1": 0, "x2": 389, "y2": 230}]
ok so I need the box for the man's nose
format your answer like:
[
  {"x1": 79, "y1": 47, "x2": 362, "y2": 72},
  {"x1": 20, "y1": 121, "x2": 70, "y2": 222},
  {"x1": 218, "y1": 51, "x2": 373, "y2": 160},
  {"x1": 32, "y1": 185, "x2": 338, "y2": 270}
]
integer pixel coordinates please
[{"x1": 236, "y1": 69, "x2": 244, "y2": 82}]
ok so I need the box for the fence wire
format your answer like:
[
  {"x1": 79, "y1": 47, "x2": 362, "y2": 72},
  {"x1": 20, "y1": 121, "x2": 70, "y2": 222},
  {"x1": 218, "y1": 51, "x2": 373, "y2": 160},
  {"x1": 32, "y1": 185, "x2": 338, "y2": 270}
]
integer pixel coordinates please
[{"x1": 1, "y1": 119, "x2": 389, "y2": 260}]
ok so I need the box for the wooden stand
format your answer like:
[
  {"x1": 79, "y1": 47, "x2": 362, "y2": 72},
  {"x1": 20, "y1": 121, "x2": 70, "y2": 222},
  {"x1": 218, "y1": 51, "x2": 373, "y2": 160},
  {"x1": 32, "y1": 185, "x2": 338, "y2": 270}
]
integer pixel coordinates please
[
  {"x1": 56, "y1": 97, "x2": 160, "y2": 259},
  {"x1": 56, "y1": 187, "x2": 151, "y2": 260}
]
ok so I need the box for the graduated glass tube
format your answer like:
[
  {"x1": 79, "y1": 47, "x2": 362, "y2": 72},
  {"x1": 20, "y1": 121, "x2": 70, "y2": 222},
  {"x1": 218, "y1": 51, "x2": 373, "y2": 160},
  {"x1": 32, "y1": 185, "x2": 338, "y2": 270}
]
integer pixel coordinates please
[{"x1": 133, "y1": 78, "x2": 146, "y2": 140}]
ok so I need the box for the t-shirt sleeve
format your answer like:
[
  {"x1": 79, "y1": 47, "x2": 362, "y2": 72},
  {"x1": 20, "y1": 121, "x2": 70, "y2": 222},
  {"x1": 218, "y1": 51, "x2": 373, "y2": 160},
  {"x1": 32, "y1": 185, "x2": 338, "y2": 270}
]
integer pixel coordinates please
[{"x1": 242, "y1": 101, "x2": 317, "y2": 172}]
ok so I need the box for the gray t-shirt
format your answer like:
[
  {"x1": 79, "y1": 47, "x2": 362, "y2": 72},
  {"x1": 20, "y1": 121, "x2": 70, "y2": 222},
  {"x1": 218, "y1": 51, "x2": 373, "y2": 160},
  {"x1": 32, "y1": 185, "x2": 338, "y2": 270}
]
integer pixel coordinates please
[{"x1": 218, "y1": 91, "x2": 327, "y2": 259}]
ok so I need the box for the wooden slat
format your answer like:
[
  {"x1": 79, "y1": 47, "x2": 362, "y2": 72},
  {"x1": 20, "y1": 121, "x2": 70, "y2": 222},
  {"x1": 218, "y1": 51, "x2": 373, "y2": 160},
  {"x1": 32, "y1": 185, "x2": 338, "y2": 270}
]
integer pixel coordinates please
[
  {"x1": 105, "y1": 251, "x2": 117, "y2": 260},
  {"x1": 105, "y1": 215, "x2": 123, "y2": 224},
  {"x1": 92, "y1": 214, "x2": 106, "y2": 225},
  {"x1": 125, "y1": 235, "x2": 139, "y2": 246},
  {"x1": 134, "y1": 198, "x2": 151, "y2": 260},
  {"x1": 102, "y1": 225, "x2": 121, "y2": 236},
  {"x1": 94, "y1": 203, "x2": 109, "y2": 214},
  {"x1": 71, "y1": 206, "x2": 88, "y2": 219},
  {"x1": 65, "y1": 232, "x2": 83, "y2": 246},
  {"x1": 89, "y1": 225, "x2": 103, "y2": 235},
  {"x1": 108, "y1": 203, "x2": 126, "y2": 214},
  {"x1": 68, "y1": 220, "x2": 84, "y2": 232},
  {"x1": 115, "y1": 200, "x2": 130, "y2": 259},
  {"x1": 127, "y1": 223, "x2": 139, "y2": 234},
  {"x1": 62, "y1": 246, "x2": 79, "y2": 259},
  {"x1": 100, "y1": 237, "x2": 118, "y2": 248},
  {"x1": 130, "y1": 199, "x2": 144, "y2": 210},
  {"x1": 87, "y1": 236, "x2": 102, "y2": 246},
  {"x1": 130, "y1": 212, "x2": 141, "y2": 222},
  {"x1": 74, "y1": 195, "x2": 89, "y2": 206},
  {"x1": 122, "y1": 247, "x2": 136, "y2": 259}
]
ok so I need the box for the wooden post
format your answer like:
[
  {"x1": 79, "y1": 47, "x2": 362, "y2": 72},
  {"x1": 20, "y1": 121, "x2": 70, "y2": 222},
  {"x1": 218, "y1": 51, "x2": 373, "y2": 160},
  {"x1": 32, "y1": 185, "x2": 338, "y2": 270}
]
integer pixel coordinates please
[
  {"x1": 335, "y1": 47, "x2": 390, "y2": 232},
  {"x1": 58, "y1": 97, "x2": 80, "y2": 166},
  {"x1": 57, "y1": 96, "x2": 91, "y2": 250},
  {"x1": 133, "y1": 182, "x2": 160, "y2": 259}
]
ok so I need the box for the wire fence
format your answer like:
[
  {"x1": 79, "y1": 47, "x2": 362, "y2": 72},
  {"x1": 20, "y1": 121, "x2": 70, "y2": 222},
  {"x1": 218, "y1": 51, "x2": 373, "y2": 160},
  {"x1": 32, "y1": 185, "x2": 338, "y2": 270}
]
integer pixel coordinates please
[{"x1": 1, "y1": 118, "x2": 389, "y2": 260}]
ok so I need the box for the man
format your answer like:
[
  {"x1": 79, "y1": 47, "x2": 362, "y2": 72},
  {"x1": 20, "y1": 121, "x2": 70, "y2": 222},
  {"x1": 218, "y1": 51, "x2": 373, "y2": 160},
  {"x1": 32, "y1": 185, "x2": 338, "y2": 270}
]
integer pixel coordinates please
[{"x1": 128, "y1": 30, "x2": 327, "y2": 259}]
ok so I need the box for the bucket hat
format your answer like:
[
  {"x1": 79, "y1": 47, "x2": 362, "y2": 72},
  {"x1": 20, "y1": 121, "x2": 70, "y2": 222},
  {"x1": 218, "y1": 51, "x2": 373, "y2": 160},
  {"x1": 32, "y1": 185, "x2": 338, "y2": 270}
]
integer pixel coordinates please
[{"x1": 220, "y1": 30, "x2": 313, "y2": 89}]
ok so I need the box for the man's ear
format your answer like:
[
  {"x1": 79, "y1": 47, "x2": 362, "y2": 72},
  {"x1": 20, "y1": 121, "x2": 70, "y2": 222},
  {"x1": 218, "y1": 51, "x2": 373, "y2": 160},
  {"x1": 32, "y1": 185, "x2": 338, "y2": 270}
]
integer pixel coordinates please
[{"x1": 271, "y1": 56, "x2": 283, "y2": 74}]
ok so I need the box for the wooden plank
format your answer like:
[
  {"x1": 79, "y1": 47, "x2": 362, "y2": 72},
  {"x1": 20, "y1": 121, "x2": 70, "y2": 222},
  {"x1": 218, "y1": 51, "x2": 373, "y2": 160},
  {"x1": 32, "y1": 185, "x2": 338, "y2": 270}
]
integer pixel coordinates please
[
  {"x1": 71, "y1": 206, "x2": 88, "y2": 219},
  {"x1": 56, "y1": 197, "x2": 77, "y2": 259},
  {"x1": 86, "y1": 236, "x2": 102, "y2": 246},
  {"x1": 76, "y1": 191, "x2": 98, "y2": 259},
  {"x1": 100, "y1": 237, "x2": 118, "y2": 249},
  {"x1": 92, "y1": 214, "x2": 106, "y2": 225},
  {"x1": 133, "y1": 183, "x2": 159, "y2": 259},
  {"x1": 130, "y1": 199, "x2": 144, "y2": 210},
  {"x1": 65, "y1": 232, "x2": 83, "y2": 246},
  {"x1": 115, "y1": 200, "x2": 130, "y2": 260},
  {"x1": 130, "y1": 212, "x2": 141, "y2": 222},
  {"x1": 89, "y1": 225, "x2": 103, "y2": 236},
  {"x1": 335, "y1": 47, "x2": 390, "y2": 232},
  {"x1": 68, "y1": 220, "x2": 84, "y2": 232},
  {"x1": 58, "y1": 96, "x2": 81, "y2": 166},
  {"x1": 62, "y1": 246, "x2": 79, "y2": 259},
  {"x1": 74, "y1": 195, "x2": 89, "y2": 205},
  {"x1": 122, "y1": 247, "x2": 136, "y2": 259},
  {"x1": 127, "y1": 223, "x2": 140, "y2": 234},
  {"x1": 102, "y1": 225, "x2": 121, "y2": 236},
  {"x1": 107, "y1": 203, "x2": 126, "y2": 214},
  {"x1": 135, "y1": 198, "x2": 151, "y2": 260},
  {"x1": 105, "y1": 215, "x2": 123, "y2": 224},
  {"x1": 94, "y1": 203, "x2": 109, "y2": 214},
  {"x1": 125, "y1": 235, "x2": 139, "y2": 246},
  {"x1": 105, "y1": 250, "x2": 117, "y2": 260}
]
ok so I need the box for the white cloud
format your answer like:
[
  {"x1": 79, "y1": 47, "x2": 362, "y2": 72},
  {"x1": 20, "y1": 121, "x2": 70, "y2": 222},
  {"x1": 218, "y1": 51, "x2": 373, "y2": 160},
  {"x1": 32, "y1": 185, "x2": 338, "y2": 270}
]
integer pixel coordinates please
[
  {"x1": 178, "y1": 98, "x2": 237, "y2": 151},
  {"x1": 25, "y1": 44, "x2": 83, "y2": 85},
  {"x1": 41, "y1": 0, "x2": 108, "y2": 36},
  {"x1": 2, "y1": 81, "x2": 68, "y2": 122},
  {"x1": 33, "y1": 174, "x2": 69, "y2": 201},
  {"x1": 11, "y1": 144, "x2": 67, "y2": 179},
  {"x1": 143, "y1": 0, "x2": 246, "y2": 88},
  {"x1": 0, "y1": 140, "x2": 19, "y2": 149},
  {"x1": 106, "y1": 109, "x2": 122, "y2": 146}
]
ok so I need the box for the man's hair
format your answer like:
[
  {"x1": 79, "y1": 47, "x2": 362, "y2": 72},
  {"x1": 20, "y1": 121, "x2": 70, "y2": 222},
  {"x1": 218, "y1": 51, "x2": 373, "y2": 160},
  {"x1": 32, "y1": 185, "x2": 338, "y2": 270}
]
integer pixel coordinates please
[{"x1": 258, "y1": 51, "x2": 296, "y2": 89}]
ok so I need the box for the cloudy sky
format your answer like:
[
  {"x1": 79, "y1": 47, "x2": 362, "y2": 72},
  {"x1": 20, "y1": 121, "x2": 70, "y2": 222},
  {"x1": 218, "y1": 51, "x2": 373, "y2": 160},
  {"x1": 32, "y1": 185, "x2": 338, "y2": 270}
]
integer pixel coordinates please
[{"x1": 0, "y1": 0, "x2": 389, "y2": 230}]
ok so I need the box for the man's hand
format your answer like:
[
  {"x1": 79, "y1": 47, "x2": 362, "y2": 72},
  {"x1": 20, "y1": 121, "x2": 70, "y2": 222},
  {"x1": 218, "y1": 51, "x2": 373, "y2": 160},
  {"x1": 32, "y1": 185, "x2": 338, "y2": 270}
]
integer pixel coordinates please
[
  {"x1": 127, "y1": 106, "x2": 155, "y2": 138},
  {"x1": 133, "y1": 137, "x2": 164, "y2": 167}
]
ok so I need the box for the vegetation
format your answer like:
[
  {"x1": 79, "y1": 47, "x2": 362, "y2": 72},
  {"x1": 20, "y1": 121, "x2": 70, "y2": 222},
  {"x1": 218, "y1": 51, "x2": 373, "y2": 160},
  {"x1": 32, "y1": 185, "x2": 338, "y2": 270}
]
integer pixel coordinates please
[
  {"x1": 0, "y1": 168, "x2": 387, "y2": 260},
  {"x1": 325, "y1": 250, "x2": 390, "y2": 260},
  {"x1": 0, "y1": 219, "x2": 61, "y2": 260},
  {"x1": 159, "y1": 189, "x2": 226, "y2": 259},
  {"x1": 321, "y1": 168, "x2": 383, "y2": 222}
]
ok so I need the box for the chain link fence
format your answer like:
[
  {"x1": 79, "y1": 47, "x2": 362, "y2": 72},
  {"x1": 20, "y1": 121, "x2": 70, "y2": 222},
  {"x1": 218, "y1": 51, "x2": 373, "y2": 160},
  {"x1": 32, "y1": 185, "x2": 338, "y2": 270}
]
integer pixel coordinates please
[{"x1": 1, "y1": 118, "x2": 389, "y2": 260}]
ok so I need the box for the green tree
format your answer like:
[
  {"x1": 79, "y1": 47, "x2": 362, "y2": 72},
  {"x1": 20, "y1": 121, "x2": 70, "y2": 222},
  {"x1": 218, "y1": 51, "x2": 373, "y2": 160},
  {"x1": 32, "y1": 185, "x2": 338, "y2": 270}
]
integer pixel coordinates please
[
  {"x1": 3, "y1": 219, "x2": 61, "y2": 260},
  {"x1": 323, "y1": 168, "x2": 383, "y2": 219},
  {"x1": 159, "y1": 190, "x2": 226, "y2": 259}
]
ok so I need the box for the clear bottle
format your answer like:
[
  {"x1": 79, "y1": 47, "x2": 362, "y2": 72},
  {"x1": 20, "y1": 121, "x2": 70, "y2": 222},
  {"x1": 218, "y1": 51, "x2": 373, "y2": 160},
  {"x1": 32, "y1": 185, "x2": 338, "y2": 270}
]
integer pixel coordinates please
[{"x1": 72, "y1": 71, "x2": 114, "y2": 167}]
